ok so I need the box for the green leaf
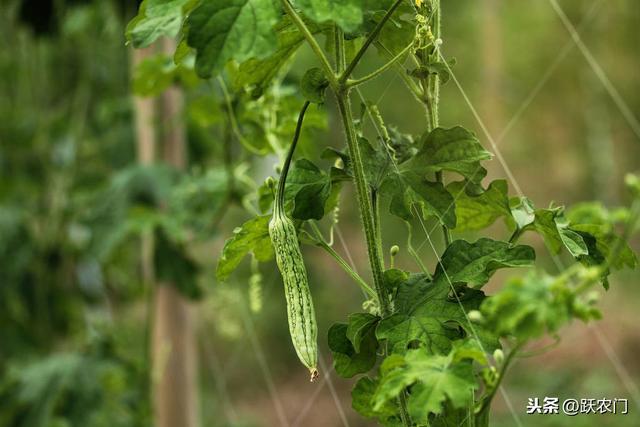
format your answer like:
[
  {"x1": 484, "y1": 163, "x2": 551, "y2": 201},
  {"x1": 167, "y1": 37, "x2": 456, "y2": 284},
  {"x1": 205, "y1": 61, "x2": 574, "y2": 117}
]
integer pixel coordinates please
[
  {"x1": 232, "y1": 16, "x2": 319, "y2": 94},
  {"x1": 126, "y1": 0, "x2": 194, "y2": 48},
  {"x1": 572, "y1": 224, "x2": 637, "y2": 271},
  {"x1": 524, "y1": 207, "x2": 587, "y2": 256},
  {"x1": 376, "y1": 3, "x2": 415, "y2": 55},
  {"x1": 373, "y1": 349, "x2": 476, "y2": 419},
  {"x1": 187, "y1": 0, "x2": 279, "y2": 78},
  {"x1": 409, "y1": 62, "x2": 451, "y2": 84},
  {"x1": 435, "y1": 238, "x2": 536, "y2": 288},
  {"x1": 382, "y1": 171, "x2": 456, "y2": 227},
  {"x1": 481, "y1": 270, "x2": 601, "y2": 341},
  {"x1": 301, "y1": 68, "x2": 329, "y2": 103},
  {"x1": 447, "y1": 180, "x2": 511, "y2": 232},
  {"x1": 404, "y1": 126, "x2": 492, "y2": 185},
  {"x1": 216, "y1": 215, "x2": 274, "y2": 281},
  {"x1": 360, "y1": 137, "x2": 393, "y2": 190},
  {"x1": 559, "y1": 228, "x2": 589, "y2": 258},
  {"x1": 328, "y1": 321, "x2": 378, "y2": 378},
  {"x1": 346, "y1": 313, "x2": 380, "y2": 352},
  {"x1": 294, "y1": 0, "x2": 364, "y2": 32},
  {"x1": 565, "y1": 201, "x2": 611, "y2": 226},
  {"x1": 509, "y1": 196, "x2": 535, "y2": 230},
  {"x1": 285, "y1": 159, "x2": 346, "y2": 220},
  {"x1": 376, "y1": 274, "x2": 497, "y2": 355},
  {"x1": 352, "y1": 377, "x2": 399, "y2": 421},
  {"x1": 383, "y1": 268, "x2": 409, "y2": 293}
]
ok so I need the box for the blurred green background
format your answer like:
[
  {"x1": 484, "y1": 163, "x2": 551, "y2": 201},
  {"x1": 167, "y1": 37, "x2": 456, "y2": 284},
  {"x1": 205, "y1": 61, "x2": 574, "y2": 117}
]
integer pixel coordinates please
[{"x1": 1, "y1": 0, "x2": 639, "y2": 426}]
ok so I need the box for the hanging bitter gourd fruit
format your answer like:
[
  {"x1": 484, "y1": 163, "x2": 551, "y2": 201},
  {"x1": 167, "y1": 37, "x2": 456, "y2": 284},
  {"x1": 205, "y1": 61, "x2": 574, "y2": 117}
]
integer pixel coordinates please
[{"x1": 269, "y1": 101, "x2": 319, "y2": 382}]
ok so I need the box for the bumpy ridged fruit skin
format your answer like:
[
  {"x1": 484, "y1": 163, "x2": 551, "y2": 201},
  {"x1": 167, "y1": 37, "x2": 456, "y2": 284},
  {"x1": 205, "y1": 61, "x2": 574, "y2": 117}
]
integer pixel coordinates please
[{"x1": 269, "y1": 207, "x2": 318, "y2": 381}]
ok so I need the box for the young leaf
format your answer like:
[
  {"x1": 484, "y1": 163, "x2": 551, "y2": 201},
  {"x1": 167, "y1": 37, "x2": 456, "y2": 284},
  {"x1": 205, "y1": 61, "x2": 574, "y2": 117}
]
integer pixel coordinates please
[
  {"x1": 524, "y1": 207, "x2": 588, "y2": 256},
  {"x1": 351, "y1": 376, "x2": 399, "y2": 421},
  {"x1": 434, "y1": 238, "x2": 536, "y2": 288},
  {"x1": 187, "y1": 0, "x2": 279, "y2": 77},
  {"x1": 509, "y1": 196, "x2": 536, "y2": 230},
  {"x1": 481, "y1": 270, "x2": 601, "y2": 341},
  {"x1": 403, "y1": 126, "x2": 492, "y2": 185},
  {"x1": 447, "y1": 180, "x2": 511, "y2": 232},
  {"x1": 216, "y1": 215, "x2": 274, "y2": 281},
  {"x1": 359, "y1": 137, "x2": 393, "y2": 190},
  {"x1": 572, "y1": 224, "x2": 637, "y2": 271},
  {"x1": 373, "y1": 349, "x2": 476, "y2": 420},
  {"x1": 301, "y1": 68, "x2": 329, "y2": 103}
]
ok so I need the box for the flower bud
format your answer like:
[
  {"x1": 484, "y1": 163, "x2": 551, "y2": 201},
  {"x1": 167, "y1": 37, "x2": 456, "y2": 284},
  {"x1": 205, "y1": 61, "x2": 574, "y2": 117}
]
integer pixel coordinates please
[
  {"x1": 390, "y1": 245, "x2": 400, "y2": 257},
  {"x1": 468, "y1": 310, "x2": 484, "y2": 323},
  {"x1": 493, "y1": 349, "x2": 504, "y2": 366}
]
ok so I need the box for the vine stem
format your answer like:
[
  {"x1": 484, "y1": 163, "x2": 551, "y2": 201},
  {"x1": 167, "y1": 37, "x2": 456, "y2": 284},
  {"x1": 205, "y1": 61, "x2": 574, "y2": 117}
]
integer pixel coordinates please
[
  {"x1": 340, "y1": 0, "x2": 404, "y2": 84},
  {"x1": 418, "y1": 0, "x2": 451, "y2": 247},
  {"x1": 335, "y1": 94, "x2": 390, "y2": 317}
]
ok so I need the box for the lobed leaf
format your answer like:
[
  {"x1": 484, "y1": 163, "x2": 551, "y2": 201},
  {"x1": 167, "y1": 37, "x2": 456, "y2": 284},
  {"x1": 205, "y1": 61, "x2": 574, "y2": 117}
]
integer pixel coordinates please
[
  {"x1": 216, "y1": 215, "x2": 274, "y2": 281},
  {"x1": 126, "y1": 0, "x2": 194, "y2": 48},
  {"x1": 351, "y1": 376, "x2": 399, "y2": 422},
  {"x1": 434, "y1": 238, "x2": 536, "y2": 288},
  {"x1": 232, "y1": 17, "x2": 321, "y2": 95},
  {"x1": 382, "y1": 171, "x2": 456, "y2": 228},
  {"x1": 403, "y1": 126, "x2": 492, "y2": 185},
  {"x1": 376, "y1": 274, "x2": 498, "y2": 355},
  {"x1": 448, "y1": 179, "x2": 511, "y2": 232},
  {"x1": 285, "y1": 159, "x2": 348, "y2": 220},
  {"x1": 373, "y1": 349, "x2": 477, "y2": 421},
  {"x1": 187, "y1": 0, "x2": 279, "y2": 77},
  {"x1": 481, "y1": 270, "x2": 601, "y2": 341}
]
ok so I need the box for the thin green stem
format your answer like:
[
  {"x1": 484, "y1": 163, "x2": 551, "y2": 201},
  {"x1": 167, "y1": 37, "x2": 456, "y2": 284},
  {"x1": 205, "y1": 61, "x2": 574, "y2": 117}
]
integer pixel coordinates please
[
  {"x1": 217, "y1": 77, "x2": 263, "y2": 155},
  {"x1": 281, "y1": 0, "x2": 338, "y2": 88},
  {"x1": 276, "y1": 101, "x2": 311, "y2": 210},
  {"x1": 477, "y1": 341, "x2": 524, "y2": 417},
  {"x1": 340, "y1": 0, "x2": 404, "y2": 83},
  {"x1": 398, "y1": 392, "x2": 413, "y2": 426},
  {"x1": 334, "y1": 24, "x2": 346, "y2": 73},
  {"x1": 309, "y1": 222, "x2": 377, "y2": 299},
  {"x1": 348, "y1": 42, "x2": 414, "y2": 88},
  {"x1": 375, "y1": 41, "x2": 424, "y2": 100},
  {"x1": 416, "y1": 0, "x2": 450, "y2": 247},
  {"x1": 372, "y1": 189, "x2": 385, "y2": 270},
  {"x1": 508, "y1": 227, "x2": 524, "y2": 244}
]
